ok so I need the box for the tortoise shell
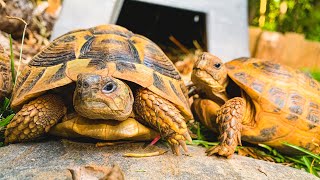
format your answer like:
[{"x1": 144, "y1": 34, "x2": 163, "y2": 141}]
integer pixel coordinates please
[
  {"x1": 11, "y1": 25, "x2": 191, "y2": 117},
  {"x1": 0, "y1": 45, "x2": 12, "y2": 99},
  {"x1": 225, "y1": 58, "x2": 320, "y2": 151}
]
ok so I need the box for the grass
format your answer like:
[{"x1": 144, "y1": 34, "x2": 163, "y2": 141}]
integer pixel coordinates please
[
  {"x1": 0, "y1": 16, "x2": 27, "y2": 145},
  {"x1": 302, "y1": 68, "x2": 320, "y2": 82},
  {"x1": 189, "y1": 132, "x2": 320, "y2": 177},
  {"x1": 0, "y1": 34, "x2": 17, "y2": 146},
  {"x1": 309, "y1": 71, "x2": 320, "y2": 82},
  {"x1": 185, "y1": 98, "x2": 320, "y2": 176}
]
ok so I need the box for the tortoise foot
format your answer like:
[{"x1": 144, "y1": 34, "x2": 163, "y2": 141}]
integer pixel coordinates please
[
  {"x1": 206, "y1": 97, "x2": 245, "y2": 158},
  {"x1": 134, "y1": 88, "x2": 192, "y2": 155},
  {"x1": 5, "y1": 94, "x2": 66, "y2": 144},
  {"x1": 168, "y1": 132, "x2": 192, "y2": 155},
  {"x1": 206, "y1": 144, "x2": 234, "y2": 158}
]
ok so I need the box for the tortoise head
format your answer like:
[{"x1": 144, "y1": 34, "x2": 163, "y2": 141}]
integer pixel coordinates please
[
  {"x1": 191, "y1": 52, "x2": 229, "y2": 103},
  {"x1": 74, "y1": 73, "x2": 133, "y2": 121}
]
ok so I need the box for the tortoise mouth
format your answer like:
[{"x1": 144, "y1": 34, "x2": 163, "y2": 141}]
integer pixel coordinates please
[
  {"x1": 82, "y1": 99, "x2": 128, "y2": 115},
  {"x1": 192, "y1": 68, "x2": 228, "y2": 102},
  {"x1": 74, "y1": 96, "x2": 133, "y2": 121},
  {"x1": 192, "y1": 68, "x2": 217, "y2": 85},
  {"x1": 85, "y1": 100, "x2": 108, "y2": 109}
]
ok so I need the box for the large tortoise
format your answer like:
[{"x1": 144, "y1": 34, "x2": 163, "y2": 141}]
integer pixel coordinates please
[
  {"x1": 0, "y1": 44, "x2": 12, "y2": 99},
  {"x1": 191, "y1": 52, "x2": 320, "y2": 158},
  {"x1": 5, "y1": 25, "x2": 193, "y2": 155}
]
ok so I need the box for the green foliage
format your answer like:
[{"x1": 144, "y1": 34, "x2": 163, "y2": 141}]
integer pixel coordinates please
[
  {"x1": 189, "y1": 136, "x2": 320, "y2": 177},
  {"x1": 249, "y1": 0, "x2": 320, "y2": 41},
  {"x1": 301, "y1": 68, "x2": 320, "y2": 81},
  {"x1": 282, "y1": 142, "x2": 320, "y2": 177},
  {"x1": 309, "y1": 71, "x2": 320, "y2": 82},
  {"x1": 0, "y1": 34, "x2": 17, "y2": 146},
  {"x1": 9, "y1": 35, "x2": 15, "y2": 82},
  {"x1": 0, "y1": 98, "x2": 15, "y2": 147}
]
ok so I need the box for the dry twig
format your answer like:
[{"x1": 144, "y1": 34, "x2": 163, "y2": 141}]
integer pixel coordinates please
[
  {"x1": 123, "y1": 149, "x2": 167, "y2": 157},
  {"x1": 0, "y1": 0, "x2": 6, "y2": 8},
  {"x1": 6, "y1": 16, "x2": 28, "y2": 84}
]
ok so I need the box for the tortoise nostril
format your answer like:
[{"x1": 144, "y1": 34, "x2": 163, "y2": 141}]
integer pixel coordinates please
[{"x1": 77, "y1": 81, "x2": 82, "y2": 88}]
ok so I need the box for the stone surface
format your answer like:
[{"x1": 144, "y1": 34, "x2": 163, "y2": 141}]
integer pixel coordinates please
[{"x1": 0, "y1": 140, "x2": 316, "y2": 180}]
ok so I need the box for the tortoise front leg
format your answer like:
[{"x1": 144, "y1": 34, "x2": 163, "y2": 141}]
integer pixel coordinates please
[
  {"x1": 134, "y1": 88, "x2": 192, "y2": 155},
  {"x1": 192, "y1": 98, "x2": 221, "y2": 132},
  {"x1": 5, "y1": 94, "x2": 66, "y2": 144},
  {"x1": 206, "y1": 97, "x2": 245, "y2": 158}
]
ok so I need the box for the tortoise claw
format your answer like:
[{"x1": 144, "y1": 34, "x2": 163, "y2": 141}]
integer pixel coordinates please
[
  {"x1": 206, "y1": 144, "x2": 234, "y2": 158},
  {"x1": 184, "y1": 132, "x2": 193, "y2": 143},
  {"x1": 168, "y1": 132, "x2": 191, "y2": 155},
  {"x1": 179, "y1": 140, "x2": 188, "y2": 152},
  {"x1": 171, "y1": 143, "x2": 181, "y2": 156}
]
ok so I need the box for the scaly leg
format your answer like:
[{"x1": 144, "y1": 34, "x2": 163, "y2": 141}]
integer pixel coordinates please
[
  {"x1": 191, "y1": 98, "x2": 221, "y2": 132},
  {"x1": 5, "y1": 94, "x2": 66, "y2": 143},
  {"x1": 134, "y1": 88, "x2": 192, "y2": 155},
  {"x1": 206, "y1": 97, "x2": 245, "y2": 158}
]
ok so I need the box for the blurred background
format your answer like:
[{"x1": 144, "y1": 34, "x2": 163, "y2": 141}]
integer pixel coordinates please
[
  {"x1": 249, "y1": 0, "x2": 320, "y2": 71},
  {"x1": 0, "y1": 0, "x2": 319, "y2": 77},
  {"x1": 249, "y1": 0, "x2": 320, "y2": 41}
]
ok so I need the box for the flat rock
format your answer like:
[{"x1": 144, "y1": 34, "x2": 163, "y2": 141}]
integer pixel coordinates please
[{"x1": 0, "y1": 140, "x2": 316, "y2": 180}]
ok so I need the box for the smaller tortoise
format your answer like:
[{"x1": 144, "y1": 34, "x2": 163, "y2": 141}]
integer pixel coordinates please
[
  {"x1": 0, "y1": 44, "x2": 12, "y2": 99},
  {"x1": 191, "y1": 52, "x2": 320, "y2": 158},
  {"x1": 5, "y1": 25, "x2": 193, "y2": 155}
]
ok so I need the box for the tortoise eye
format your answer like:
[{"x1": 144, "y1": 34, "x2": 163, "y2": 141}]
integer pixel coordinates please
[
  {"x1": 214, "y1": 63, "x2": 221, "y2": 69},
  {"x1": 102, "y1": 81, "x2": 117, "y2": 94},
  {"x1": 83, "y1": 81, "x2": 89, "y2": 88}
]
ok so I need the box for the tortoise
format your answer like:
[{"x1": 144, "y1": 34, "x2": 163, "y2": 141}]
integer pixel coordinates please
[
  {"x1": 191, "y1": 52, "x2": 320, "y2": 158},
  {"x1": 4, "y1": 24, "x2": 193, "y2": 155},
  {"x1": 0, "y1": 44, "x2": 12, "y2": 99}
]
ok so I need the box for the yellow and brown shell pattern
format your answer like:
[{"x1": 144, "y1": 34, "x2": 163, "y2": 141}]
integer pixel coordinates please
[
  {"x1": 225, "y1": 57, "x2": 320, "y2": 145},
  {"x1": 11, "y1": 25, "x2": 192, "y2": 118}
]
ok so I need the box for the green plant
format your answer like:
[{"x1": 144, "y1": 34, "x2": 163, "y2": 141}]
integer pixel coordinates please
[
  {"x1": 0, "y1": 16, "x2": 27, "y2": 146},
  {"x1": 309, "y1": 71, "x2": 320, "y2": 82},
  {"x1": 0, "y1": 98, "x2": 15, "y2": 147},
  {"x1": 189, "y1": 136, "x2": 320, "y2": 177},
  {"x1": 0, "y1": 35, "x2": 16, "y2": 146},
  {"x1": 249, "y1": 0, "x2": 320, "y2": 42}
]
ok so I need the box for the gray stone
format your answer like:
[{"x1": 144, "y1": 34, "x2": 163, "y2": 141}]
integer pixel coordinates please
[
  {"x1": 0, "y1": 140, "x2": 316, "y2": 180},
  {"x1": 51, "y1": 0, "x2": 249, "y2": 61}
]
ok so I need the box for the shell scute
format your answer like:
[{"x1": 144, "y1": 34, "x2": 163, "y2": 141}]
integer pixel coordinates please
[
  {"x1": 227, "y1": 58, "x2": 320, "y2": 139},
  {"x1": 130, "y1": 35, "x2": 181, "y2": 80},
  {"x1": 12, "y1": 25, "x2": 191, "y2": 117}
]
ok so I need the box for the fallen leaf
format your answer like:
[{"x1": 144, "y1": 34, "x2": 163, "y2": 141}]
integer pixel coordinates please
[{"x1": 69, "y1": 164, "x2": 124, "y2": 180}]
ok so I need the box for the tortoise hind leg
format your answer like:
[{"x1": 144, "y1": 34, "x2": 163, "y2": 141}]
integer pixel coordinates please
[
  {"x1": 134, "y1": 88, "x2": 192, "y2": 155},
  {"x1": 5, "y1": 94, "x2": 66, "y2": 144},
  {"x1": 206, "y1": 97, "x2": 245, "y2": 158}
]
